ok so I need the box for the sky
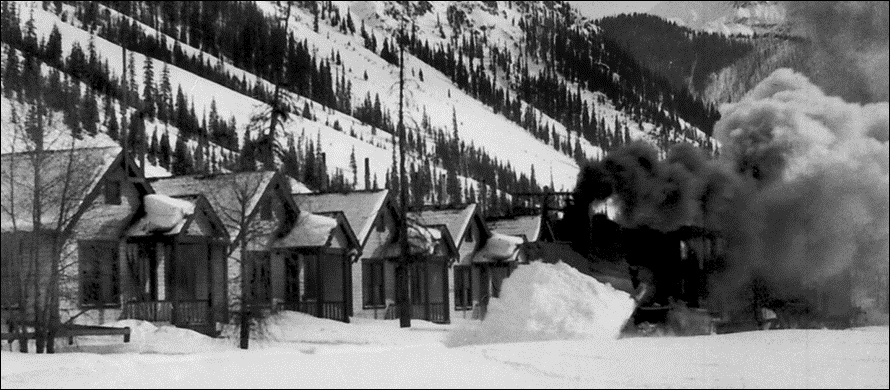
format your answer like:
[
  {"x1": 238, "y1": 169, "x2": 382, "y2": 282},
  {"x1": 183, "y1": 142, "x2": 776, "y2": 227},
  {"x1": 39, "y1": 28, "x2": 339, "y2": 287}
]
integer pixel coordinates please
[{"x1": 572, "y1": 1, "x2": 662, "y2": 20}]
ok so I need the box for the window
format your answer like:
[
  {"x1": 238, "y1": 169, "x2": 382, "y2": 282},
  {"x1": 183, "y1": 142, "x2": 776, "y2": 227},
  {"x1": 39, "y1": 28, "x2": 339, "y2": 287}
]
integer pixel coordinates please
[
  {"x1": 285, "y1": 255, "x2": 300, "y2": 302},
  {"x1": 80, "y1": 241, "x2": 120, "y2": 307},
  {"x1": 1, "y1": 234, "x2": 22, "y2": 308},
  {"x1": 303, "y1": 254, "x2": 319, "y2": 301},
  {"x1": 248, "y1": 251, "x2": 271, "y2": 303},
  {"x1": 104, "y1": 180, "x2": 121, "y2": 205},
  {"x1": 454, "y1": 265, "x2": 472, "y2": 310},
  {"x1": 362, "y1": 261, "x2": 385, "y2": 308},
  {"x1": 375, "y1": 213, "x2": 386, "y2": 232},
  {"x1": 260, "y1": 199, "x2": 274, "y2": 221}
]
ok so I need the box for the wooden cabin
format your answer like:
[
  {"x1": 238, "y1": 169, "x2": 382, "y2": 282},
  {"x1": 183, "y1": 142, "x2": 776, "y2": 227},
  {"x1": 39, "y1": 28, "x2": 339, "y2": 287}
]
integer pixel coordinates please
[
  {"x1": 291, "y1": 190, "x2": 400, "y2": 319},
  {"x1": 409, "y1": 204, "x2": 490, "y2": 321},
  {"x1": 1, "y1": 147, "x2": 232, "y2": 336},
  {"x1": 405, "y1": 224, "x2": 459, "y2": 323},
  {"x1": 149, "y1": 171, "x2": 294, "y2": 311},
  {"x1": 119, "y1": 194, "x2": 230, "y2": 335},
  {"x1": 267, "y1": 210, "x2": 361, "y2": 323},
  {"x1": 2, "y1": 146, "x2": 136, "y2": 326},
  {"x1": 150, "y1": 172, "x2": 361, "y2": 323}
]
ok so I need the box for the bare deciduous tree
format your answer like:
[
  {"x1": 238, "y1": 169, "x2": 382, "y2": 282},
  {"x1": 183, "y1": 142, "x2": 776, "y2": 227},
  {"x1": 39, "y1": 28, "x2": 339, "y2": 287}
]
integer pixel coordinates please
[{"x1": 2, "y1": 100, "x2": 116, "y2": 353}]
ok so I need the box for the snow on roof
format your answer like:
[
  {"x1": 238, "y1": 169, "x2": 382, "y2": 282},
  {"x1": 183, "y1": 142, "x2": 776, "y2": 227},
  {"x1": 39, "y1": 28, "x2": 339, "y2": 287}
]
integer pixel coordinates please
[
  {"x1": 487, "y1": 215, "x2": 542, "y2": 242},
  {"x1": 288, "y1": 178, "x2": 314, "y2": 194},
  {"x1": 408, "y1": 204, "x2": 481, "y2": 249},
  {"x1": 143, "y1": 163, "x2": 172, "y2": 179},
  {"x1": 76, "y1": 204, "x2": 138, "y2": 240},
  {"x1": 472, "y1": 232, "x2": 526, "y2": 263},
  {"x1": 293, "y1": 190, "x2": 390, "y2": 245},
  {"x1": 150, "y1": 171, "x2": 277, "y2": 240},
  {"x1": 407, "y1": 223, "x2": 438, "y2": 255},
  {"x1": 271, "y1": 212, "x2": 339, "y2": 249},
  {"x1": 126, "y1": 195, "x2": 196, "y2": 237},
  {"x1": 1, "y1": 146, "x2": 122, "y2": 232}
]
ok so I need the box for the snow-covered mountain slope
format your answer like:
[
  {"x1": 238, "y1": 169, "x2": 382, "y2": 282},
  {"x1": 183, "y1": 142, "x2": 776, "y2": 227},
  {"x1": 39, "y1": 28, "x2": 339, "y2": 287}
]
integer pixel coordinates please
[
  {"x1": 649, "y1": 1, "x2": 788, "y2": 36},
  {"x1": 4, "y1": 0, "x2": 721, "y2": 206}
]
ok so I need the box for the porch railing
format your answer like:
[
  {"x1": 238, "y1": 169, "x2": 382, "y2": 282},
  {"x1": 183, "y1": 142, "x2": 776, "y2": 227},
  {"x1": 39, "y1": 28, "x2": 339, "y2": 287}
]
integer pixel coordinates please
[
  {"x1": 278, "y1": 301, "x2": 349, "y2": 323},
  {"x1": 411, "y1": 303, "x2": 448, "y2": 324},
  {"x1": 121, "y1": 300, "x2": 212, "y2": 326}
]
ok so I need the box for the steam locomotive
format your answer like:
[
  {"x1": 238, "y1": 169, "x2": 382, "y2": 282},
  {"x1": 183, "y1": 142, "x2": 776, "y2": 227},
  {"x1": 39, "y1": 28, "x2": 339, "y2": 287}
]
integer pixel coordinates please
[{"x1": 520, "y1": 191, "x2": 870, "y2": 334}]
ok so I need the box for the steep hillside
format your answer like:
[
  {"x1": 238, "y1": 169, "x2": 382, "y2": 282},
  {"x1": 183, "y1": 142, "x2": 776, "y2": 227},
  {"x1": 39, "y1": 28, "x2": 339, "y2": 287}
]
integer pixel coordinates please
[{"x1": 2, "y1": 1, "x2": 722, "y2": 216}]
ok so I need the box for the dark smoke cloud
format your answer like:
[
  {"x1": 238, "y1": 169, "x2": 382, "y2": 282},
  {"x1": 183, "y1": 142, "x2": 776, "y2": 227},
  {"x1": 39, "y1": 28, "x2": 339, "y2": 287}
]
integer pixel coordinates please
[
  {"x1": 784, "y1": 1, "x2": 890, "y2": 103},
  {"x1": 575, "y1": 69, "x2": 889, "y2": 317}
]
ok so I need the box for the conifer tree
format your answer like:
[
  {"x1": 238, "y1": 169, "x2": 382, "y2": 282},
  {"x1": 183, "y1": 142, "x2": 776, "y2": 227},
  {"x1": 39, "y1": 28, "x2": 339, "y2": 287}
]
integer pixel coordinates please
[
  {"x1": 81, "y1": 90, "x2": 100, "y2": 137},
  {"x1": 3, "y1": 48, "x2": 19, "y2": 98},
  {"x1": 142, "y1": 57, "x2": 156, "y2": 119},
  {"x1": 349, "y1": 146, "x2": 358, "y2": 188},
  {"x1": 44, "y1": 24, "x2": 63, "y2": 68},
  {"x1": 159, "y1": 127, "x2": 172, "y2": 170},
  {"x1": 104, "y1": 96, "x2": 119, "y2": 141},
  {"x1": 63, "y1": 84, "x2": 82, "y2": 139},
  {"x1": 172, "y1": 134, "x2": 193, "y2": 175},
  {"x1": 158, "y1": 63, "x2": 172, "y2": 122}
]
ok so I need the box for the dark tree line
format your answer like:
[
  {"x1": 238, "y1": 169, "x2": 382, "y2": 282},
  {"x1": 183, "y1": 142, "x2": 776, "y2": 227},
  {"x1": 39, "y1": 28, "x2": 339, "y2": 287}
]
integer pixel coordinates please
[{"x1": 597, "y1": 13, "x2": 754, "y2": 94}]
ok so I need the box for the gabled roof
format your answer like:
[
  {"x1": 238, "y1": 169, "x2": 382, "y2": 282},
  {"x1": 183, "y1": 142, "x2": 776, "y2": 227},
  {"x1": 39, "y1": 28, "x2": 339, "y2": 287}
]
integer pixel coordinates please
[
  {"x1": 316, "y1": 211, "x2": 361, "y2": 251},
  {"x1": 149, "y1": 171, "x2": 281, "y2": 241},
  {"x1": 487, "y1": 215, "x2": 544, "y2": 242},
  {"x1": 292, "y1": 190, "x2": 391, "y2": 246},
  {"x1": 1, "y1": 146, "x2": 123, "y2": 233},
  {"x1": 408, "y1": 204, "x2": 487, "y2": 250}
]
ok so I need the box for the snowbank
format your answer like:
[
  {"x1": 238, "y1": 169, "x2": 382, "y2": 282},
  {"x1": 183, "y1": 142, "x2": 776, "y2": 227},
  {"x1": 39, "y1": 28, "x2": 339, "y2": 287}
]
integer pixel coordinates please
[
  {"x1": 446, "y1": 261, "x2": 636, "y2": 347},
  {"x1": 56, "y1": 320, "x2": 230, "y2": 355},
  {"x1": 218, "y1": 311, "x2": 452, "y2": 349}
]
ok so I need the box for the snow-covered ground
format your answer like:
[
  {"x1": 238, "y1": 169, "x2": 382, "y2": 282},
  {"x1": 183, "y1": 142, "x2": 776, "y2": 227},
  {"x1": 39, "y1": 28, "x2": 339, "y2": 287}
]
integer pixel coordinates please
[
  {"x1": 1, "y1": 262, "x2": 887, "y2": 389},
  {"x1": 2, "y1": 323, "x2": 887, "y2": 388}
]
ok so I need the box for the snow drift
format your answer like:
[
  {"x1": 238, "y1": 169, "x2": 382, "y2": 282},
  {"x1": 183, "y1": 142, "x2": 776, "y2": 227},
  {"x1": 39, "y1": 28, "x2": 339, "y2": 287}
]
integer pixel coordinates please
[
  {"x1": 446, "y1": 261, "x2": 636, "y2": 347},
  {"x1": 59, "y1": 320, "x2": 229, "y2": 355}
]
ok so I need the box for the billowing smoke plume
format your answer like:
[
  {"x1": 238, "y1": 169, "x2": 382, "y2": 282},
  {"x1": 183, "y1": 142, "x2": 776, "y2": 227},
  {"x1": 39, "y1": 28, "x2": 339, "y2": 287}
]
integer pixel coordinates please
[
  {"x1": 575, "y1": 69, "x2": 889, "y2": 316},
  {"x1": 784, "y1": 1, "x2": 890, "y2": 103}
]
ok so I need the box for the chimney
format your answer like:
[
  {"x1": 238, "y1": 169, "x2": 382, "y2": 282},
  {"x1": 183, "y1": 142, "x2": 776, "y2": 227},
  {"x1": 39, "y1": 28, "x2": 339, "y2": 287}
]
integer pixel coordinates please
[
  {"x1": 440, "y1": 174, "x2": 447, "y2": 205},
  {"x1": 321, "y1": 152, "x2": 328, "y2": 191},
  {"x1": 365, "y1": 158, "x2": 371, "y2": 190}
]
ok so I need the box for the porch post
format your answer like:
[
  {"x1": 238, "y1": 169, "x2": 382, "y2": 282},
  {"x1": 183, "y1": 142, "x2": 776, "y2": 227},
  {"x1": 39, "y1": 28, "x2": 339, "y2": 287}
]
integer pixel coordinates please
[
  {"x1": 206, "y1": 241, "x2": 214, "y2": 327},
  {"x1": 316, "y1": 249, "x2": 322, "y2": 318},
  {"x1": 424, "y1": 260, "x2": 430, "y2": 321},
  {"x1": 171, "y1": 239, "x2": 178, "y2": 327},
  {"x1": 444, "y1": 260, "x2": 450, "y2": 324},
  {"x1": 344, "y1": 253, "x2": 352, "y2": 322}
]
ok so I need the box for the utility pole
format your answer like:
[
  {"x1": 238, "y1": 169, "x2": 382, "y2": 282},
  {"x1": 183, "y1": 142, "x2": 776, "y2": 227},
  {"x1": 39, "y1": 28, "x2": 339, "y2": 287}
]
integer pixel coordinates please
[
  {"x1": 396, "y1": 24, "x2": 411, "y2": 328},
  {"x1": 121, "y1": 45, "x2": 128, "y2": 164}
]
